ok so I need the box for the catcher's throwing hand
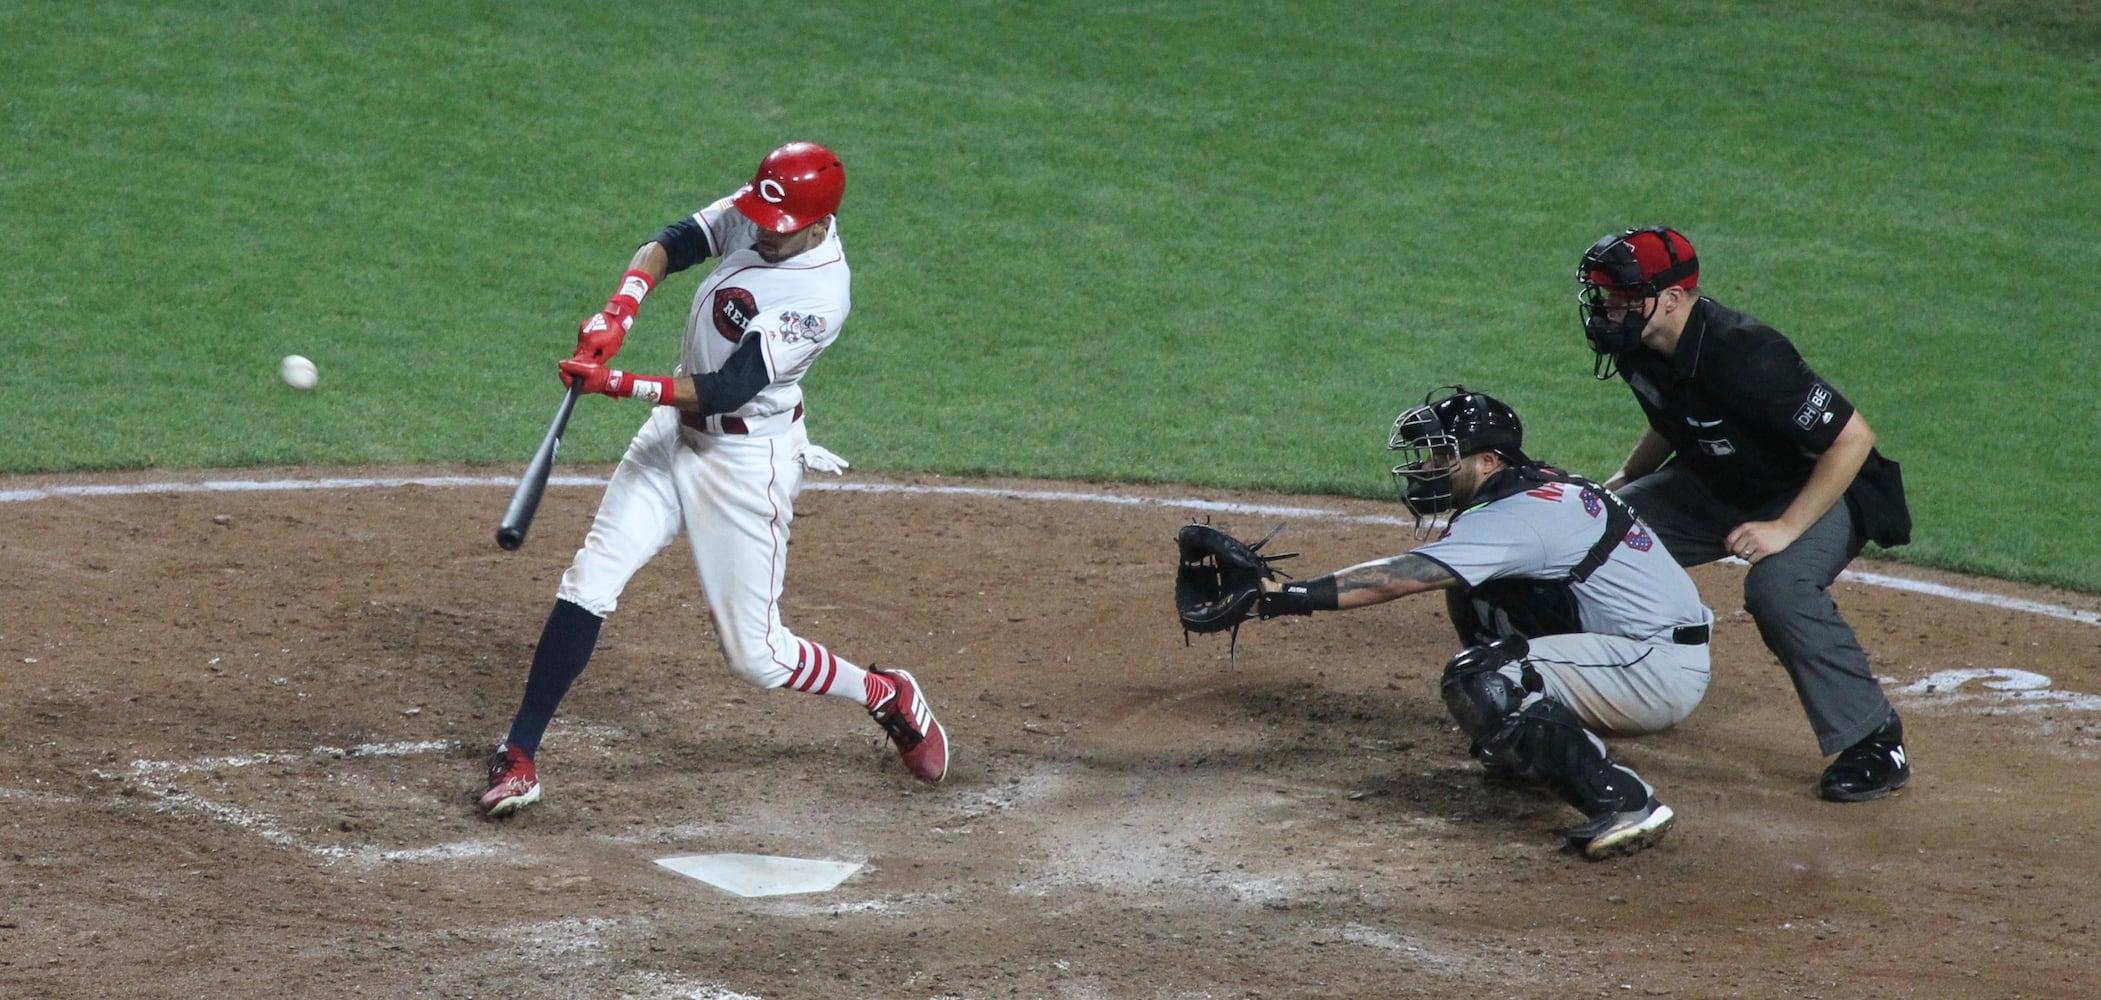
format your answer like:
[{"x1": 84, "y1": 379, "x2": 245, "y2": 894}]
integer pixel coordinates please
[{"x1": 1174, "y1": 522, "x2": 1295, "y2": 635}]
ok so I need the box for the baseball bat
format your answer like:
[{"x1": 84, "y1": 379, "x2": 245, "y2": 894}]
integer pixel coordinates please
[{"x1": 496, "y1": 379, "x2": 583, "y2": 550}]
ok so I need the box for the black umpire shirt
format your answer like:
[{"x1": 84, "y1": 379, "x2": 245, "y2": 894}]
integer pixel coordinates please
[{"x1": 1614, "y1": 297, "x2": 1853, "y2": 510}]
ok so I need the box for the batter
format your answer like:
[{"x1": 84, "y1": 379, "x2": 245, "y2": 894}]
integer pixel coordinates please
[{"x1": 480, "y1": 141, "x2": 949, "y2": 818}]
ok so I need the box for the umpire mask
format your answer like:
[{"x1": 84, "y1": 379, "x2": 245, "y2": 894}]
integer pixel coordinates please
[{"x1": 1576, "y1": 227, "x2": 1698, "y2": 379}]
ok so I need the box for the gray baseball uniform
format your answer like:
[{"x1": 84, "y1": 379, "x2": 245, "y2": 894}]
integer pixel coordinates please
[{"x1": 1415, "y1": 471, "x2": 1713, "y2": 737}]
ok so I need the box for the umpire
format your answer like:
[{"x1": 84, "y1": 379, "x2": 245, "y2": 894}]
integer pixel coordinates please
[{"x1": 1576, "y1": 226, "x2": 1913, "y2": 802}]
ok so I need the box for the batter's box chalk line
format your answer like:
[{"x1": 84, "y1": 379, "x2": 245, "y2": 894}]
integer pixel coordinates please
[
  {"x1": 1894, "y1": 667, "x2": 2101, "y2": 714},
  {"x1": 1892, "y1": 668, "x2": 2101, "y2": 760},
  {"x1": 94, "y1": 739, "x2": 500, "y2": 865}
]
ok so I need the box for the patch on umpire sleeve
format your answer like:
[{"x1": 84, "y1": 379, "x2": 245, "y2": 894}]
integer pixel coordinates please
[{"x1": 1794, "y1": 384, "x2": 1834, "y2": 430}]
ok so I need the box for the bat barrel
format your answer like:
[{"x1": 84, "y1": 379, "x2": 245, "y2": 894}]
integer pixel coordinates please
[{"x1": 495, "y1": 380, "x2": 583, "y2": 550}]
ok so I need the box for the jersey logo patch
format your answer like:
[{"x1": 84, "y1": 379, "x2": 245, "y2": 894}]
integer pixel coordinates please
[
  {"x1": 775, "y1": 310, "x2": 829, "y2": 344},
  {"x1": 1623, "y1": 522, "x2": 1655, "y2": 551},
  {"x1": 713, "y1": 287, "x2": 759, "y2": 343},
  {"x1": 1697, "y1": 437, "x2": 1737, "y2": 457}
]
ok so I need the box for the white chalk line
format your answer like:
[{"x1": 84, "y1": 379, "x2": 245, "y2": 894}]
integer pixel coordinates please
[
  {"x1": 93, "y1": 739, "x2": 500, "y2": 864},
  {"x1": 1894, "y1": 668, "x2": 2101, "y2": 714},
  {"x1": 6, "y1": 472, "x2": 2094, "y2": 627},
  {"x1": 0, "y1": 785, "x2": 81, "y2": 805},
  {"x1": 1839, "y1": 569, "x2": 2101, "y2": 626},
  {"x1": 116, "y1": 738, "x2": 454, "y2": 779}
]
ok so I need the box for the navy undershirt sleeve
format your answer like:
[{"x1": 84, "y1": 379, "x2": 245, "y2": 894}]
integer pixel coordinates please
[
  {"x1": 686, "y1": 335, "x2": 770, "y2": 416},
  {"x1": 652, "y1": 217, "x2": 715, "y2": 275}
]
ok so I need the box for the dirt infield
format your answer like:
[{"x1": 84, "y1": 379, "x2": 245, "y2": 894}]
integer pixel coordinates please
[{"x1": 3, "y1": 467, "x2": 2098, "y2": 999}]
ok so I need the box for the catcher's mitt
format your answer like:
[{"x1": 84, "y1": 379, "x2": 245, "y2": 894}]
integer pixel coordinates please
[{"x1": 1174, "y1": 522, "x2": 1296, "y2": 642}]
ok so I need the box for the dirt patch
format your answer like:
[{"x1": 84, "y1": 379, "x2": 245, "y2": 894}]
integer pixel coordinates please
[{"x1": 2, "y1": 467, "x2": 2097, "y2": 998}]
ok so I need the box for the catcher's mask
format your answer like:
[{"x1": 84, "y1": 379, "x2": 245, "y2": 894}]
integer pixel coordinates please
[
  {"x1": 1576, "y1": 226, "x2": 1698, "y2": 379},
  {"x1": 732, "y1": 141, "x2": 846, "y2": 234},
  {"x1": 1389, "y1": 385, "x2": 1527, "y2": 536}
]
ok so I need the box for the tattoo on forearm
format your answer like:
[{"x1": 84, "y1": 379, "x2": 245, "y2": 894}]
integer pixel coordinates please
[{"x1": 1339, "y1": 554, "x2": 1454, "y2": 595}]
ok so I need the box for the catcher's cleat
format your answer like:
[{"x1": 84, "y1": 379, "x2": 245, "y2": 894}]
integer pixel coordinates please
[
  {"x1": 1819, "y1": 711, "x2": 1910, "y2": 802},
  {"x1": 868, "y1": 667, "x2": 949, "y2": 784},
  {"x1": 1563, "y1": 796, "x2": 1676, "y2": 860},
  {"x1": 478, "y1": 743, "x2": 541, "y2": 818}
]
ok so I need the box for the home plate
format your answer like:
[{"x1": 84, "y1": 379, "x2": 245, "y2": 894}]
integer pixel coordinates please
[{"x1": 654, "y1": 853, "x2": 864, "y2": 897}]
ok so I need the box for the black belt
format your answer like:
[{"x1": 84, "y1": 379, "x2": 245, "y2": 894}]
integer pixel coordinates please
[{"x1": 1672, "y1": 624, "x2": 1710, "y2": 645}]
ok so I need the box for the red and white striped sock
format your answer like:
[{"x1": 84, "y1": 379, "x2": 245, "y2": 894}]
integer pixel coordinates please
[{"x1": 785, "y1": 638, "x2": 877, "y2": 706}]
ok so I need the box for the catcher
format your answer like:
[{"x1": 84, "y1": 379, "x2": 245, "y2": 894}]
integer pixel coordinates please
[{"x1": 1176, "y1": 386, "x2": 1714, "y2": 859}]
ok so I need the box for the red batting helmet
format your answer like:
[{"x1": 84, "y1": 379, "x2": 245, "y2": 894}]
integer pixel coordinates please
[{"x1": 731, "y1": 141, "x2": 845, "y2": 234}]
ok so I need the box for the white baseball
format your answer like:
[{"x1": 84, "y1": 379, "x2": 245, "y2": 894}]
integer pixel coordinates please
[{"x1": 280, "y1": 354, "x2": 319, "y2": 390}]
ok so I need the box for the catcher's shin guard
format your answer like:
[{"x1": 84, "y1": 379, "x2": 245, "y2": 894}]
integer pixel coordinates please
[{"x1": 1475, "y1": 697, "x2": 1651, "y2": 821}]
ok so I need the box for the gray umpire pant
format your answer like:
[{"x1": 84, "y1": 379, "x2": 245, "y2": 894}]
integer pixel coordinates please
[{"x1": 1617, "y1": 465, "x2": 1893, "y2": 755}]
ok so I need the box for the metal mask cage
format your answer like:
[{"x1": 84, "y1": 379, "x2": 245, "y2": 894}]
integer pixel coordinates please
[
  {"x1": 1387, "y1": 402, "x2": 1459, "y2": 537},
  {"x1": 1576, "y1": 282, "x2": 1653, "y2": 379}
]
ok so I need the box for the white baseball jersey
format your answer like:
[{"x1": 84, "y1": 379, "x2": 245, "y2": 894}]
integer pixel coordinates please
[
  {"x1": 557, "y1": 194, "x2": 850, "y2": 694},
  {"x1": 679, "y1": 196, "x2": 849, "y2": 421}
]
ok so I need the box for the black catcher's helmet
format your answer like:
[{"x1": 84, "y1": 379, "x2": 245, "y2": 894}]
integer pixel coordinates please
[
  {"x1": 1576, "y1": 226, "x2": 1698, "y2": 377},
  {"x1": 1388, "y1": 386, "x2": 1527, "y2": 534}
]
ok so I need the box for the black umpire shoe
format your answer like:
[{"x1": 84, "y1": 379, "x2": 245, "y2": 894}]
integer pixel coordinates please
[{"x1": 1819, "y1": 711, "x2": 1910, "y2": 802}]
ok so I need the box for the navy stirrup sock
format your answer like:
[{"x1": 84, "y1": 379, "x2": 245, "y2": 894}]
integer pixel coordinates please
[{"x1": 505, "y1": 599, "x2": 604, "y2": 757}]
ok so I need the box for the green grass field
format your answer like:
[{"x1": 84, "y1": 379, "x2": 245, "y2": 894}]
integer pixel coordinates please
[{"x1": 5, "y1": 1, "x2": 2097, "y2": 590}]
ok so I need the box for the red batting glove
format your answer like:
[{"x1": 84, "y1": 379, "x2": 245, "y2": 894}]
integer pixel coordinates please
[
  {"x1": 573, "y1": 269, "x2": 657, "y2": 363},
  {"x1": 558, "y1": 359, "x2": 676, "y2": 404},
  {"x1": 574, "y1": 311, "x2": 627, "y2": 364}
]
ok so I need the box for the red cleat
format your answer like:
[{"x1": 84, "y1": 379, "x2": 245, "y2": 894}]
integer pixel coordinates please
[
  {"x1": 477, "y1": 743, "x2": 541, "y2": 818},
  {"x1": 867, "y1": 668, "x2": 949, "y2": 784}
]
